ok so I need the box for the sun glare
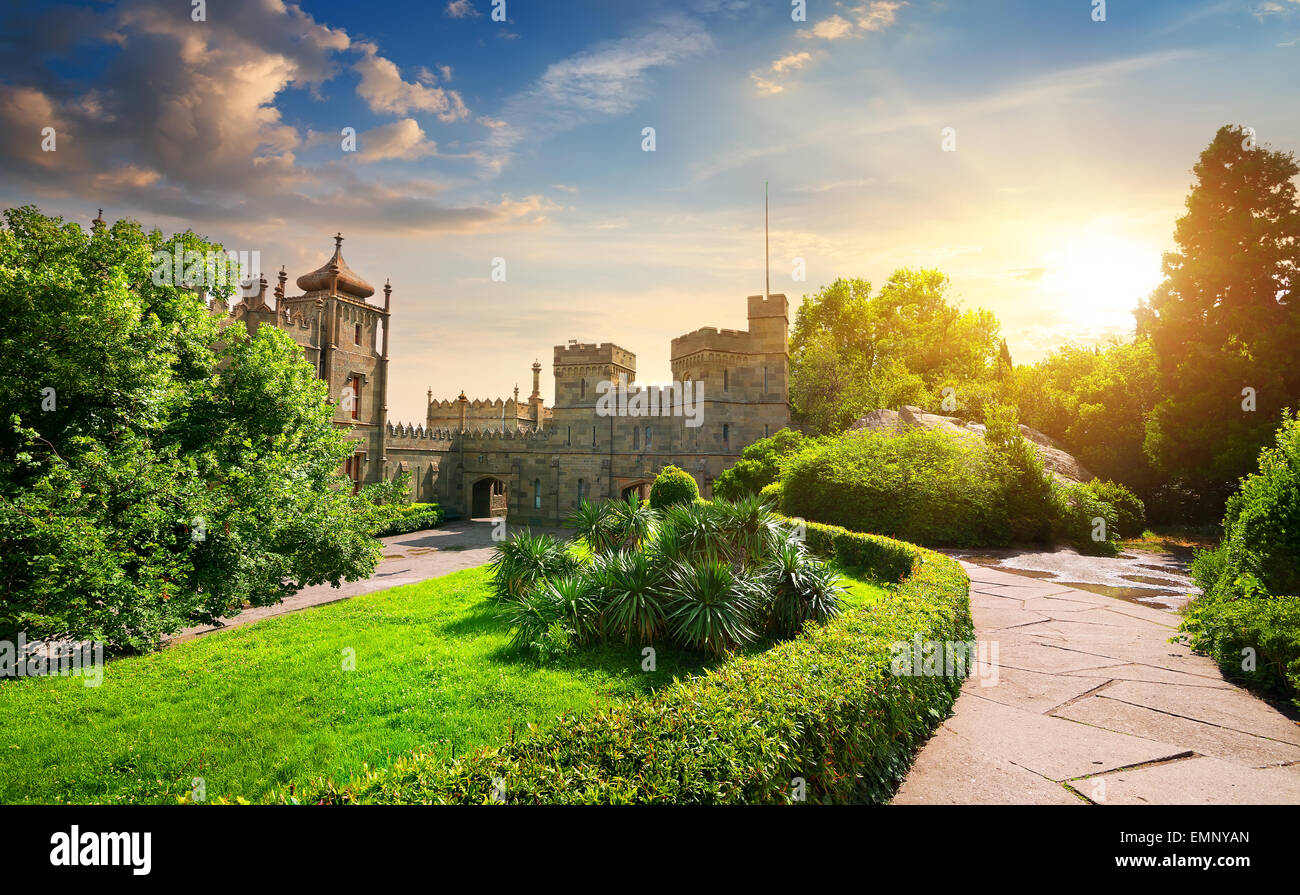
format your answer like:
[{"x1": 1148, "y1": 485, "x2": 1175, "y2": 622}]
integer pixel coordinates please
[{"x1": 1040, "y1": 231, "x2": 1165, "y2": 332}]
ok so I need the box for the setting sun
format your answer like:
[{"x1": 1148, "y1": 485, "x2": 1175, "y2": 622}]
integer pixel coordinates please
[{"x1": 1040, "y1": 229, "x2": 1166, "y2": 333}]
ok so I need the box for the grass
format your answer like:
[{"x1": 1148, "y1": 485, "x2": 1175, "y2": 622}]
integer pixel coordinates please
[
  {"x1": 1120, "y1": 526, "x2": 1219, "y2": 555},
  {"x1": 0, "y1": 562, "x2": 886, "y2": 805}
]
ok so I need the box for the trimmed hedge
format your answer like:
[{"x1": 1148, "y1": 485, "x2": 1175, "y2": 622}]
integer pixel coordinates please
[
  {"x1": 290, "y1": 518, "x2": 971, "y2": 804},
  {"x1": 373, "y1": 503, "x2": 445, "y2": 537}
]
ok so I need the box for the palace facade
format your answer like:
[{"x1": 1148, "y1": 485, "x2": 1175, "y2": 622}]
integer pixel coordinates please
[{"x1": 229, "y1": 235, "x2": 791, "y2": 525}]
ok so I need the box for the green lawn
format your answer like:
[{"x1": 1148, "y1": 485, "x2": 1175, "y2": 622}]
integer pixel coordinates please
[{"x1": 0, "y1": 563, "x2": 886, "y2": 804}]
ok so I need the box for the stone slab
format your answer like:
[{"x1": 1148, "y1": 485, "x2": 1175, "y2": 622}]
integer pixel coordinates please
[
  {"x1": 1054, "y1": 695, "x2": 1300, "y2": 767},
  {"x1": 942, "y1": 695, "x2": 1189, "y2": 781},
  {"x1": 1079, "y1": 756, "x2": 1300, "y2": 805},
  {"x1": 1101, "y1": 680, "x2": 1300, "y2": 746},
  {"x1": 891, "y1": 724, "x2": 1082, "y2": 805}
]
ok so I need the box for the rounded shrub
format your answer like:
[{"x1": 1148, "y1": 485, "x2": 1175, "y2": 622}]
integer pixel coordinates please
[
  {"x1": 1082, "y1": 480, "x2": 1145, "y2": 538},
  {"x1": 649, "y1": 465, "x2": 700, "y2": 510}
]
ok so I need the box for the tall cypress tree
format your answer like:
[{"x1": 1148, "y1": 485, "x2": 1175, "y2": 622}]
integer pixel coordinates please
[{"x1": 1140, "y1": 126, "x2": 1300, "y2": 507}]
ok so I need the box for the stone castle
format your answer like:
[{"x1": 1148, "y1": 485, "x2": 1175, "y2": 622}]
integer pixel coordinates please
[{"x1": 228, "y1": 234, "x2": 790, "y2": 524}]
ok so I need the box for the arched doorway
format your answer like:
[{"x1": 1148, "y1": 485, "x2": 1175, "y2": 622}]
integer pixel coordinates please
[
  {"x1": 620, "y1": 481, "x2": 651, "y2": 501},
  {"x1": 472, "y1": 477, "x2": 508, "y2": 519}
]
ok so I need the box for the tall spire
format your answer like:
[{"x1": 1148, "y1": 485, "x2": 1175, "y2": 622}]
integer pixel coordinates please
[{"x1": 764, "y1": 181, "x2": 770, "y2": 301}]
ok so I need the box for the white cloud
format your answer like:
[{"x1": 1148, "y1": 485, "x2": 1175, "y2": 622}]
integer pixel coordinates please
[
  {"x1": 853, "y1": 1, "x2": 908, "y2": 32},
  {"x1": 801, "y1": 15, "x2": 855, "y2": 41},
  {"x1": 360, "y1": 119, "x2": 438, "y2": 161},
  {"x1": 481, "y1": 15, "x2": 713, "y2": 171},
  {"x1": 445, "y1": 1, "x2": 480, "y2": 18},
  {"x1": 354, "y1": 41, "x2": 470, "y2": 120},
  {"x1": 770, "y1": 51, "x2": 812, "y2": 74}
]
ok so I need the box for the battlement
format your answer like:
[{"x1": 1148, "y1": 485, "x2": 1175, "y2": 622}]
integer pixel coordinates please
[
  {"x1": 553, "y1": 341, "x2": 636, "y2": 371},
  {"x1": 427, "y1": 396, "x2": 517, "y2": 411},
  {"x1": 386, "y1": 422, "x2": 457, "y2": 441},
  {"x1": 747, "y1": 293, "x2": 789, "y2": 320},
  {"x1": 385, "y1": 421, "x2": 555, "y2": 446},
  {"x1": 671, "y1": 325, "x2": 757, "y2": 360}
]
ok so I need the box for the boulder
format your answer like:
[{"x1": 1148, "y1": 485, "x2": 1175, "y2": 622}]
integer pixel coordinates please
[{"x1": 850, "y1": 406, "x2": 1093, "y2": 484}]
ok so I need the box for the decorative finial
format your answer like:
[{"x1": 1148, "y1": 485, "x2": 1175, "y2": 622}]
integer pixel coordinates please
[
  {"x1": 334, "y1": 232, "x2": 343, "y2": 248},
  {"x1": 91, "y1": 208, "x2": 105, "y2": 230}
]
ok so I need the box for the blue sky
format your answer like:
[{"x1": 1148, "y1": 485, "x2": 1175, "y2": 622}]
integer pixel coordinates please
[{"x1": 2, "y1": 0, "x2": 1298, "y2": 423}]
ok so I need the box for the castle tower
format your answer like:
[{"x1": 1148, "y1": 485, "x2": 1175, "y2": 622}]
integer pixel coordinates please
[{"x1": 268, "y1": 234, "x2": 391, "y2": 490}]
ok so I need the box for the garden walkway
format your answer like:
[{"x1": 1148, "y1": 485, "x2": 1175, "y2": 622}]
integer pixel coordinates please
[
  {"x1": 170, "y1": 521, "x2": 554, "y2": 643},
  {"x1": 893, "y1": 562, "x2": 1300, "y2": 804}
]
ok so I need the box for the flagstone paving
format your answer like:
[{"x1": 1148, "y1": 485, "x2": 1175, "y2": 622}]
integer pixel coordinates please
[{"x1": 892, "y1": 562, "x2": 1300, "y2": 805}]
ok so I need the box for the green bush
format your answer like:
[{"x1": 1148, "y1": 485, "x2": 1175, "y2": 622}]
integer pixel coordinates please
[
  {"x1": 648, "y1": 465, "x2": 700, "y2": 510},
  {"x1": 983, "y1": 403, "x2": 1057, "y2": 543},
  {"x1": 372, "y1": 503, "x2": 444, "y2": 537},
  {"x1": 360, "y1": 470, "x2": 412, "y2": 509},
  {"x1": 295, "y1": 519, "x2": 971, "y2": 804},
  {"x1": 713, "y1": 428, "x2": 809, "y2": 500},
  {"x1": 1195, "y1": 409, "x2": 1300, "y2": 601},
  {"x1": 1054, "y1": 483, "x2": 1120, "y2": 557},
  {"x1": 1182, "y1": 410, "x2": 1300, "y2": 708},
  {"x1": 780, "y1": 428, "x2": 1008, "y2": 547},
  {"x1": 1182, "y1": 587, "x2": 1300, "y2": 707},
  {"x1": 1080, "y1": 480, "x2": 1145, "y2": 538}
]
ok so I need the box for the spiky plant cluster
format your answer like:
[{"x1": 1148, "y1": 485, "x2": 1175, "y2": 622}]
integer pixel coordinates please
[{"x1": 494, "y1": 497, "x2": 845, "y2": 661}]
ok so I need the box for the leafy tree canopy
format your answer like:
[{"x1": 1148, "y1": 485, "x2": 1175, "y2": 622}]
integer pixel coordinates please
[{"x1": 0, "y1": 206, "x2": 381, "y2": 652}]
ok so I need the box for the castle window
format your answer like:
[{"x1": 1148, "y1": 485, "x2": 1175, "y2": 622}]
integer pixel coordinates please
[
  {"x1": 348, "y1": 374, "x2": 362, "y2": 420},
  {"x1": 580, "y1": 379, "x2": 585, "y2": 399},
  {"x1": 723, "y1": 368, "x2": 729, "y2": 391},
  {"x1": 765, "y1": 424, "x2": 769, "y2": 438},
  {"x1": 577, "y1": 479, "x2": 585, "y2": 503},
  {"x1": 645, "y1": 426, "x2": 652, "y2": 448},
  {"x1": 533, "y1": 478, "x2": 541, "y2": 509},
  {"x1": 633, "y1": 427, "x2": 639, "y2": 450},
  {"x1": 592, "y1": 425, "x2": 597, "y2": 447},
  {"x1": 723, "y1": 423, "x2": 730, "y2": 443},
  {"x1": 567, "y1": 426, "x2": 572, "y2": 446},
  {"x1": 763, "y1": 366, "x2": 768, "y2": 392},
  {"x1": 354, "y1": 323, "x2": 362, "y2": 345},
  {"x1": 344, "y1": 453, "x2": 362, "y2": 495}
]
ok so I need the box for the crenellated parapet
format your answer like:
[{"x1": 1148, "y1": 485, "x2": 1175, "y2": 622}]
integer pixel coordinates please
[{"x1": 385, "y1": 421, "x2": 457, "y2": 441}]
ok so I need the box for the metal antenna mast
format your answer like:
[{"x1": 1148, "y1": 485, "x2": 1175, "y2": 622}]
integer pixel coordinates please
[{"x1": 764, "y1": 181, "x2": 770, "y2": 301}]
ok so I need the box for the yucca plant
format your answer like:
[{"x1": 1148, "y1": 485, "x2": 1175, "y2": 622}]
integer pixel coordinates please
[
  {"x1": 607, "y1": 492, "x2": 658, "y2": 550},
  {"x1": 568, "y1": 500, "x2": 620, "y2": 554},
  {"x1": 762, "y1": 540, "x2": 846, "y2": 639},
  {"x1": 545, "y1": 573, "x2": 603, "y2": 644},
  {"x1": 599, "y1": 550, "x2": 668, "y2": 644},
  {"x1": 664, "y1": 559, "x2": 760, "y2": 656},
  {"x1": 661, "y1": 502, "x2": 733, "y2": 565},
  {"x1": 488, "y1": 530, "x2": 576, "y2": 601},
  {"x1": 499, "y1": 572, "x2": 601, "y2": 650},
  {"x1": 715, "y1": 495, "x2": 784, "y2": 567},
  {"x1": 498, "y1": 581, "x2": 568, "y2": 650}
]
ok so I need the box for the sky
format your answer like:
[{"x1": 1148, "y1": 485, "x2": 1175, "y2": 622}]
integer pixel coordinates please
[{"x1": 2, "y1": 0, "x2": 1299, "y2": 425}]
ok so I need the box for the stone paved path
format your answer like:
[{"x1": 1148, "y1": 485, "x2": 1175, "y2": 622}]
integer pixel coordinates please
[
  {"x1": 171, "y1": 521, "x2": 555, "y2": 643},
  {"x1": 893, "y1": 561, "x2": 1300, "y2": 805}
]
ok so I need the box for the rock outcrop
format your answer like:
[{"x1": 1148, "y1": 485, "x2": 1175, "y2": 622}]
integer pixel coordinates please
[{"x1": 850, "y1": 405, "x2": 1093, "y2": 484}]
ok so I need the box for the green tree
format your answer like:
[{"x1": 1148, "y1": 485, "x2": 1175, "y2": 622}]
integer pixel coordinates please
[
  {"x1": 713, "y1": 427, "x2": 810, "y2": 499},
  {"x1": 0, "y1": 206, "x2": 380, "y2": 652},
  {"x1": 788, "y1": 271, "x2": 1002, "y2": 434},
  {"x1": 1140, "y1": 126, "x2": 1300, "y2": 506}
]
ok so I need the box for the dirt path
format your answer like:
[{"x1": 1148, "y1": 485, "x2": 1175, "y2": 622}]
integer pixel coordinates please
[{"x1": 893, "y1": 562, "x2": 1300, "y2": 805}]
